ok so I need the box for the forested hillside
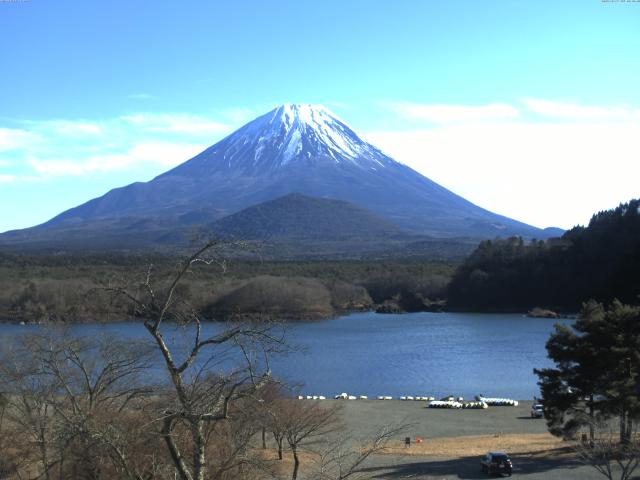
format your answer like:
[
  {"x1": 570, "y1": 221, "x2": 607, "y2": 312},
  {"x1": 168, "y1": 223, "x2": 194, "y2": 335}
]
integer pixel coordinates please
[{"x1": 447, "y1": 199, "x2": 640, "y2": 311}]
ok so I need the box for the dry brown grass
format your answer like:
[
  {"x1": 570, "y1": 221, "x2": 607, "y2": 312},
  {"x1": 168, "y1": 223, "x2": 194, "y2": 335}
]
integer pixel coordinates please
[{"x1": 381, "y1": 433, "x2": 572, "y2": 459}]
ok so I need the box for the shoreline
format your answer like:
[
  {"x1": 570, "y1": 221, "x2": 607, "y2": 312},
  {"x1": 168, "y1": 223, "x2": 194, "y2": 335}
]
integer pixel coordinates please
[{"x1": 1, "y1": 308, "x2": 556, "y2": 325}]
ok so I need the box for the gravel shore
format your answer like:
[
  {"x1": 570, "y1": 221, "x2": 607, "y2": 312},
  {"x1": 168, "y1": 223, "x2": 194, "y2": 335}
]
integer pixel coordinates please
[
  {"x1": 315, "y1": 399, "x2": 614, "y2": 479},
  {"x1": 334, "y1": 399, "x2": 548, "y2": 440}
]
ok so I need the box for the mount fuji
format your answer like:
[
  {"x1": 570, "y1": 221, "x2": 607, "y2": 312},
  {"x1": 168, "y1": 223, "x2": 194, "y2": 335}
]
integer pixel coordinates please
[{"x1": 1, "y1": 104, "x2": 559, "y2": 252}]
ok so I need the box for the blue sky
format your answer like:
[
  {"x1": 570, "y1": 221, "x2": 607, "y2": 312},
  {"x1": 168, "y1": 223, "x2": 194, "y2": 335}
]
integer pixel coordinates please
[{"x1": 1, "y1": 0, "x2": 639, "y2": 232}]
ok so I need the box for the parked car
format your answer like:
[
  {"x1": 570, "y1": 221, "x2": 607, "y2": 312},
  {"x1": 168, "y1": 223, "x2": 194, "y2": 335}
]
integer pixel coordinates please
[
  {"x1": 480, "y1": 451, "x2": 513, "y2": 476},
  {"x1": 531, "y1": 404, "x2": 544, "y2": 418}
]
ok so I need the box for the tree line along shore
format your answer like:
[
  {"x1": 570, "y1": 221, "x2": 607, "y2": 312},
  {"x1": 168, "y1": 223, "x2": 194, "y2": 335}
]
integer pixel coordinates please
[
  {"x1": 0, "y1": 255, "x2": 453, "y2": 323},
  {"x1": 2, "y1": 199, "x2": 639, "y2": 324}
]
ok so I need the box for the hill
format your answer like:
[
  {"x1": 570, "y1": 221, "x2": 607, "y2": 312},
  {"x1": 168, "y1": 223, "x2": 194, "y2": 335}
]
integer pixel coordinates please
[{"x1": 212, "y1": 193, "x2": 403, "y2": 241}]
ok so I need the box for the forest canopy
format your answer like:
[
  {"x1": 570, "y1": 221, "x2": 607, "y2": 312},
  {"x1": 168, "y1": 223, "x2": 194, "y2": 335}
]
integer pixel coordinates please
[{"x1": 447, "y1": 199, "x2": 640, "y2": 312}]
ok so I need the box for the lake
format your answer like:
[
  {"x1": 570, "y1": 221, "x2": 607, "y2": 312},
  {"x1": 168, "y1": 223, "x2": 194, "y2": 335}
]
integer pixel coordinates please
[{"x1": 1, "y1": 312, "x2": 571, "y2": 400}]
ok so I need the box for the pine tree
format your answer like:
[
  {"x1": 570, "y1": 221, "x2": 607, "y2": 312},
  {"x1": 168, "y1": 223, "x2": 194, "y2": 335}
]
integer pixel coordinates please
[{"x1": 535, "y1": 300, "x2": 640, "y2": 443}]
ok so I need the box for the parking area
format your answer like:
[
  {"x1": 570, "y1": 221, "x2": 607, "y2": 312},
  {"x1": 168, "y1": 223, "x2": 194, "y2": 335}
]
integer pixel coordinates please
[{"x1": 324, "y1": 399, "x2": 614, "y2": 479}]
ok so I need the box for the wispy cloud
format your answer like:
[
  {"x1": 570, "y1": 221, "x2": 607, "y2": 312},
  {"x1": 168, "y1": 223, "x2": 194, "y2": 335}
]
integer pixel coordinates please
[
  {"x1": 523, "y1": 98, "x2": 640, "y2": 121},
  {"x1": 0, "y1": 128, "x2": 40, "y2": 152},
  {"x1": 385, "y1": 99, "x2": 640, "y2": 125},
  {"x1": 386, "y1": 101, "x2": 520, "y2": 124},
  {"x1": 0, "y1": 111, "x2": 239, "y2": 182},
  {"x1": 120, "y1": 113, "x2": 231, "y2": 135},
  {"x1": 28, "y1": 142, "x2": 206, "y2": 176},
  {"x1": 48, "y1": 121, "x2": 102, "y2": 136}
]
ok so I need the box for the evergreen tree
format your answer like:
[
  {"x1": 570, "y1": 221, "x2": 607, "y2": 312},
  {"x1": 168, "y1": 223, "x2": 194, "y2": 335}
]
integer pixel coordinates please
[{"x1": 535, "y1": 300, "x2": 640, "y2": 443}]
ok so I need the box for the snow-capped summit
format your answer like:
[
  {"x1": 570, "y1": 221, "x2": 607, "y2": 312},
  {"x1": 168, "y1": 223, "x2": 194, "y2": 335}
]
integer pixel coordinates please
[
  {"x1": 182, "y1": 103, "x2": 392, "y2": 173},
  {"x1": 256, "y1": 103, "x2": 370, "y2": 164},
  {"x1": 27, "y1": 103, "x2": 554, "y2": 241}
]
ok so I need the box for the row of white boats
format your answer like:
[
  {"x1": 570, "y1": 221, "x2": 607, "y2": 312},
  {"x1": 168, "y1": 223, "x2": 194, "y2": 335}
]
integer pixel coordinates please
[
  {"x1": 428, "y1": 396, "x2": 520, "y2": 409},
  {"x1": 296, "y1": 393, "x2": 432, "y2": 401},
  {"x1": 296, "y1": 393, "x2": 519, "y2": 409}
]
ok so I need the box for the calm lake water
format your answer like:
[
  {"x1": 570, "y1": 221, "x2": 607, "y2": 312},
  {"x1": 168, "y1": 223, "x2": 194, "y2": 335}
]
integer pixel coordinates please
[{"x1": 2, "y1": 312, "x2": 571, "y2": 400}]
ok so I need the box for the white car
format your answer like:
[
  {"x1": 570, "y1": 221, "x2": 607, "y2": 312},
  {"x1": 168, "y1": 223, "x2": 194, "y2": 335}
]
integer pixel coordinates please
[{"x1": 531, "y1": 404, "x2": 544, "y2": 418}]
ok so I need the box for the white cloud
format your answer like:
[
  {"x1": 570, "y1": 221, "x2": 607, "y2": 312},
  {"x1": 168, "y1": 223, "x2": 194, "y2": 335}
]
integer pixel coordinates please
[
  {"x1": 387, "y1": 102, "x2": 520, "y2": 124},
  {"x1": 0, "y1": 128, "x2": 39, "y2": 152},
  {"x1": 524, "y1": 98, "x2": 640, "y2": 121},
  {"x1": 120, "y1": 113, "x2": 231, "y2": 135},
  {"x1": 0, "y1": 111, "x2": 238, "y2": 181},
  {"x1": 365, "y1": 121, "x2": 640, "y2": 229},
  {"x1": 28, "y1": 142, "x2": 206, "y2": 176},
  {"x1": 0, "y1": 174, "x2": 16, "y2": 183},
  {"x1": 49, "y1": 121, "x2": 102, "y2": 135},
  {"x1": 28, "y1": 158, "x2": 83, "y2": 176},
  {"x1": 373, "y1": 99, "x2": 640, "y2": 228}
]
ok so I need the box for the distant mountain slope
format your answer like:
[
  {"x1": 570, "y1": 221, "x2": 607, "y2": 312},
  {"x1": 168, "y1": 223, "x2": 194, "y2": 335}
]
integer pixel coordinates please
[
  {"x1": 0, "y1": 193, "x2": 478, "y2": 259},
  {"x1": 0, "y1": 104, "x2": 561, "y2": 251},
  {"x1": 213, "y1": 193, "x2": 403, "y2": 241}
]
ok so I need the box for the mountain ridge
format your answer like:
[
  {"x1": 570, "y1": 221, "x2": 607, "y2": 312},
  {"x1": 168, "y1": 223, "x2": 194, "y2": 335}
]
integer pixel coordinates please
[{"x1": 0, "y1": 103, "x2": 561, "y2": 252}]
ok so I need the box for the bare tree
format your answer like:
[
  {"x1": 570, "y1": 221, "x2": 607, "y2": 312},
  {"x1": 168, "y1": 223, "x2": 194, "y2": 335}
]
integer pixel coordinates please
[
  {"x1": 269, "y1": 404, "x2": 288, "y2": 462},
  {"x1": 107, "y1": 240, "x2": 286, "y2": 480},
  {"x1": 574, "y1": 418, "x2": 640, "y2": 480},
  {"x1": 252, "y1": 381, "x2": 286, "y2": 454},
  {"x1": 255, "y1": 385, "x2": 291, "y2": 461},
  {"x1": 203, "y1": 396, "x2": 273, "y2": 480},
  {"x1": 307, "y1": 424, "x2": 407, "y2": 480},
  {"x1": 0, "y1": 335, "x2": 62, "y2": 479},
  {"x1": 0, "y1": 331, "x2": 156, "y2": 480},
  {"x1": 280, "y1": 400, "x2": 342, "y2": 480}
]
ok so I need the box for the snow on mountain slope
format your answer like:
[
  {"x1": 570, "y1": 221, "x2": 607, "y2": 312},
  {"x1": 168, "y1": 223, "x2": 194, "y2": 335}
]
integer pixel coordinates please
[
  {"x1": 165, "y1": 104, "x2": 392, "y2": 177},
  {"x1": 264, "y1": 104, "x2": 376, "y2": 164}
]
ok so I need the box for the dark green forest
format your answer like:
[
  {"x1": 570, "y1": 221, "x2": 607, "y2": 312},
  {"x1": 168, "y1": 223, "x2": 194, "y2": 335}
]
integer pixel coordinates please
[{"x1": 447, "y1": 199, "x2": 640, "y2": 312}]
